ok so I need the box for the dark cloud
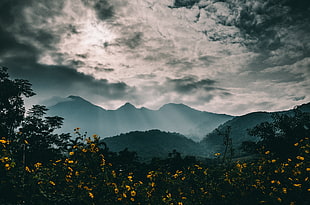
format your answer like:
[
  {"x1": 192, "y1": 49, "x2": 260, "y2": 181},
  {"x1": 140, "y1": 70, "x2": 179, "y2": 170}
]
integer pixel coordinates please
[
  {"x1": 198, "y1": 55, "x2": 219, "y2": 66},
  {"x1": 166, "y1": 76, "x2": 217, "y2": 94},
  {"x1": 0, "y1": 0, "x2": 61, "y2": 61},
  {"x1": 94, "y1": 66, "x2": 115, "y2": 72},
  {"x1": 0, "y1": 0, "x2": 32, "y2": 26},
  {"x1": 93, "y1": 0, "x2": 114, "y2": 20},
  {"x1": 124, "y1": 32, "x2": 144, "y2": 49},
  {"x1": 76, "y1": 54, "x2": 88, "y2": 59},
  {"x1": 68, "y1": 24, "x2": 80, "y2": 34},
  {"x1": 3, "y1": 56, "x2": 132, "y2": 100},
  {"x1": 164, "y1": 76, "x2": 232, "y2": 103},
  {"x1": 284, "y1": 0, "x2": 310, "y2": 14},
  {"x1": 170, "y1": 0, "x2": 199, "y2": 9},
  {"x1": 234, "y1": 0, "x2": 310, "y2": 55},
  {"x1": 68, "y1": 60, "x2": 86, "y2": 67},
  {"x1": 293, "y1": 96, "x2": 306, "y2": 101},
  {"x1": 81, "y1": 0, "x2": 114, "y2": 20},
  {"x1": 0, "y1": 26, "x2": 36, "y2": 56}
]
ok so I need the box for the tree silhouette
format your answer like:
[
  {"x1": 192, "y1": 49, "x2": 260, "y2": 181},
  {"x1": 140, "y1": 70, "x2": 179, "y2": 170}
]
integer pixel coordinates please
[
  {"x1": 247, "y1": 109, "x2": 310, "y2": 159},
  {"x1": 17, "y1": 105, "x2": 70, "y2": 165},
  {"x1": 0, "y1": 66, "x2": 35, "y2": 138}
]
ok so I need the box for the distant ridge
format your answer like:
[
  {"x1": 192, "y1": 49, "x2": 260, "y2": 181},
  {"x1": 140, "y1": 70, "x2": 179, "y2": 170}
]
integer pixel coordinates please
[
  {"x1": 47, "y1": 96, "x2": 233, "y2": 141},
  {"x1": 201, "y1": 101, "x2": 310, "y2": 155},
  {"x1": 102, "y1": 129, "x2": 206, "y2": 161}
]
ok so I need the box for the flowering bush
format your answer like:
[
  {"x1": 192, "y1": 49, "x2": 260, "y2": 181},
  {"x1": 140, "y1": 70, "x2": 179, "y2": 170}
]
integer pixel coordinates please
[{"x1": 0, "y1": 131, "x2": 309, "y2": 205}]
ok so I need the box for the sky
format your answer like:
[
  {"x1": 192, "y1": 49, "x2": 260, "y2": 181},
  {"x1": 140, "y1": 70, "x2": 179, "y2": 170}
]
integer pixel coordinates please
[{"x1": 0, "y1": 0, "x2": 309, "y2": 116}]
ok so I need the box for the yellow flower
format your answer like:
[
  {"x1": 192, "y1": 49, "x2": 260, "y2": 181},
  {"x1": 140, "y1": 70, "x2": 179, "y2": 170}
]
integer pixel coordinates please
[
  {"x1": 131, "y1": 190, "x2": 136, "y2": 197},
  {"x1": 178, "y1": 202, "x2": 183, "y2": 205},
  {"x1": 130, "y1": 198, "x2": 135, "y2": 202},
  {"x1": 68, "y1": 160, "x2": 74, "y2": 164},
  {"x1": 271, "y1": 159, "x2": 276, "y2": 163},
  {"x1": 112, "y1": 170, "x2": 117, "y2": 178},
  {"x1": 296, "y1": 156, "x2": 305, "y2": 161},
  {"x1": 83, "y1": 186, "x2": 92, "y2": 191},
  {"x1": 24, "y1": 140, "x2": 29, "y2": 144},
  {"x1": 214, "y1": 153, "x2": 221, "y2": 156},
  {"x1": 306, "y1": 168, "x2": 310, "y2": 171},
  {"x1": 265, "y1": 150, "x2": 270, "y2": 155},
  {"x1": 125, "y1": 185, "x2": 131, "y2": 191},
  {"x1": 294, "y1": 142, "x2": 299, "y2": 146},
  {"x1": 69, "y1": 152, "x2": 74, "y2": 156},
  {"x1": 88, "y1": 192, "x2": 94, "y2": 199},
  {"x1": 25, "y1": 166, "x2": 31, "y2": 172},
  {"x1": 0, "y1": 139, "x2": 6, "y2": 143},
  {"x1": 49, "y1": 181, "x2": 56, "y2": 186},
  {"x1": 282, "y1": 188, "x2": 287, "y2": 194},
  {"x1": 34, "y1": 162, "x2": 42, "y2": 168},
  {"x1": 293, "y1": 184, "x2": 302, "y2": 187}
]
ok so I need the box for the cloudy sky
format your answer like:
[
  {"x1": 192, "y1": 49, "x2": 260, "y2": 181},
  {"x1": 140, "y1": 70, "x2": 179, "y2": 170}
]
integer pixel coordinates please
[{"x1": 1, "y1": 0, "x2": 309, "y2": 115}]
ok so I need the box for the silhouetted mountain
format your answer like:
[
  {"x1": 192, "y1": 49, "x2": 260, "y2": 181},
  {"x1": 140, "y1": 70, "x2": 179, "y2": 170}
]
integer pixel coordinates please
[
  {"x1": 102, "y1": 130, "x2": 206, "y2": 161},
  {"x1": 47, "y1": 96, "x2": 233, "y2": 141},
  {"x1": 200, "y1": 102, "x2": 310, "y2": 155}
]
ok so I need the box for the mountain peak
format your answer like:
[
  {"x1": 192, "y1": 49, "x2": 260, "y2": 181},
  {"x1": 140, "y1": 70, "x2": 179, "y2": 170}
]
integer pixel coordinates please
[
  {"x1": 68, "y1": 95, "x2": 85, "y2": 101},
  {"x1": 55, "y1": 95, "x2": 106, "y2": 111},
  {"x1": 117, "y1": 102, "x2": 136, "y2": 111}
]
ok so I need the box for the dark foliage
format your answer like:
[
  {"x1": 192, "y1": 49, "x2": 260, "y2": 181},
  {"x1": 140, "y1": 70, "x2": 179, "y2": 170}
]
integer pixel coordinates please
[{"x1": 245, "y1": 110, "x2": 310, "y2": 160}]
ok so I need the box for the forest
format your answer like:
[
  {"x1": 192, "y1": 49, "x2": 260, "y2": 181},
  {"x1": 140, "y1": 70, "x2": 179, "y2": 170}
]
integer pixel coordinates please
[{"x1": 1, "y1": 66, "x2": 309, "y2": 205}]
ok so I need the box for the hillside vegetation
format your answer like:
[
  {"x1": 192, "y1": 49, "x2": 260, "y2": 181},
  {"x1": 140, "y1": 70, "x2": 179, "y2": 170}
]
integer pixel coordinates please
[{"x1": 1, "y1": 67, "x2": 309, "y2": 204}]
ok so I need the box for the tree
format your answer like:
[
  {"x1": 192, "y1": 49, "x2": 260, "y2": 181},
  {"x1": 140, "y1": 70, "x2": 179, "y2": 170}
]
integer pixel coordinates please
[
  {"x1": 17, "y1": 105, "x2": 71, "y2": 165},
  {"x1": 215, "y1": 126, "x2": 233, "y2": 162},
  {"x1": 0, "y1": 66, "x2": 35, "y2": 137},
  {"x1": 246, "y1": 109, "x2": 310, "y2": 159}
]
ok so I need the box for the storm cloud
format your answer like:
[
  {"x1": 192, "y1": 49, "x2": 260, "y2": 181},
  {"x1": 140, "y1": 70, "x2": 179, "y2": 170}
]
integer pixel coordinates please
[{"x1": 0, "y1": 0, "x2": 309, "y2": 115}]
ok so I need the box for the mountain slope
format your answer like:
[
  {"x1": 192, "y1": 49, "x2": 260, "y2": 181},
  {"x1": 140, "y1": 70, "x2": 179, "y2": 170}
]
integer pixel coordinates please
[
  {"x1": 200, "y1": 102, "x2": 310, "y2": 155},
  {"x1": 102, "y1": 130, "x2": 206, "y2": 161},
  {"x1": 47, "y1": 96, "x2": 233, "y2": 140}
]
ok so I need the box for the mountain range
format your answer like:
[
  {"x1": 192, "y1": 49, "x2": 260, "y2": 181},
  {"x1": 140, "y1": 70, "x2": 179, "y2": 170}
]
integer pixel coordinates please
[
  {"x1": 47, "y1": 95, "x2": 233, "y2": 141},
  {"x1": 47, "y1": 96, "x2": 310, "y2": 159}
]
